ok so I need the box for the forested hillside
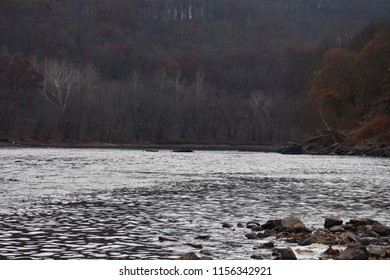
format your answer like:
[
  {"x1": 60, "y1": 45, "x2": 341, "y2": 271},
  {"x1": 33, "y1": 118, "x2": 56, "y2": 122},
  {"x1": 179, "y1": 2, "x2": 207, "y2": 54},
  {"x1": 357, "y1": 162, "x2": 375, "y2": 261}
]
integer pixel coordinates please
[{"x1": 0, "y1": 0, "x2": 389, "y2": 145}]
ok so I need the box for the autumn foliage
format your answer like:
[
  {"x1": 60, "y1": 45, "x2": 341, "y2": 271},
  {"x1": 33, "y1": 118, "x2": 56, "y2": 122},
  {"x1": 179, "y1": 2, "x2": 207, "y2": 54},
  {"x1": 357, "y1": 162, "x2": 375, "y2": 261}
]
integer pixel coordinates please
[
  {"x1": 309, "y1": 23, "x2": 390, "y2": 138},
  {"x1": 353, "y1": 115, "x2": 390, "y2": 141}
]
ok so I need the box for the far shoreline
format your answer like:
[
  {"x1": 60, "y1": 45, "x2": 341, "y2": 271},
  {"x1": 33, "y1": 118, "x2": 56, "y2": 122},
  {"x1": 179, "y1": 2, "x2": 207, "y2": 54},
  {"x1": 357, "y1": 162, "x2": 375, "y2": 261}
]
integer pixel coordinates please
[{"x1": 0, "y1": 140, "x2": 283, "y2": 153}]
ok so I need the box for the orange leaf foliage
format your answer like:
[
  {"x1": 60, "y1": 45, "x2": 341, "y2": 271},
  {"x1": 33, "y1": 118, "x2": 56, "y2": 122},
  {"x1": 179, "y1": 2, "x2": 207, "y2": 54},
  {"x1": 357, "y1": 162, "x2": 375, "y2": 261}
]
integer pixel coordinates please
[{"x1": 353, "y1": 115, "x2": 390, "y2": 140}]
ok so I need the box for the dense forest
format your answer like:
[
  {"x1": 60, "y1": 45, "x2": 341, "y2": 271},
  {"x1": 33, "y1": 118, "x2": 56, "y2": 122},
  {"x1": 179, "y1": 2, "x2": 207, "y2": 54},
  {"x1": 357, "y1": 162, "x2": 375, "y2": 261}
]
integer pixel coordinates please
[{"x1": 0, "y1": 0, "x2": 389, "y2": 146}]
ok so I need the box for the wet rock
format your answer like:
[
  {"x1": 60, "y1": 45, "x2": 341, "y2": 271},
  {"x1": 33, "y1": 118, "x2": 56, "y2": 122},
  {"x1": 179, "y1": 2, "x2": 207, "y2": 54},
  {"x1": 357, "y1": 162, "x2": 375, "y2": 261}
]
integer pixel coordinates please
[
  {"x1": 245, "y1": 233, "x2": 258, "y2": 240},
  {"x1": 329, "y1": 226, "x2": 345, "y2": 233},
  {"x1": 254, "y1": 242, "x2": 275, "y2": 249},
  {"x1": 251, "y1": 226, "x2": 263, "y2": 232},
  {"x1": 263, "y1": 229, "x2": 277, "y2": 237},
  {"x1": 158, "y1": 236, "x2": 177, "y2": 242},
  {"x1": 343, "y1": 232, "x2": 359, "y2": 244},
  {"x1": 237, "y1": 223, "x2": 244, "y2": 228},
  {"x1": 300, "y1": 236, "x2": 318, "y2": 246},
  {"x1": 222, "y1": 222, "x2": 233, "y2": 228},
  {"x1": 347, "y1": 218, "x2": 376, "y2": 229},
  {"x1": 372, "y1": 223, "x2": 390, "y2": 236},
  {"x1": 186, "y1": 243, "x2": 203, "y2": 249},
  {"x1": 278, "y1": 143, "x2": 303, "y2": 155},
  {"x1": 200, "y1": 250, "x2": 212, "y2": 256},
  {"x1": 368, "y1": 247, "x2": 387, "y2": 258},
  {"x1": 336, "y1": 243, "x2": 369, "y2": 260},
  {"x1": 261, "y1": 219, "x2": 281, "y2": 230},
  {"x1": 194, "y1": 235, "x2": 210, "y2": 241},
  {"x1": 272, "y1": 248, "x2": 297, "y2": 260},
  {"x1": 246, "y1": 221, "x2": 261, "y2": 229},
  {"x1": 280, "y1": 217, "x2": 310, "y2": 233},
  {"x1": 324, "y1": 216, "x2": 343, "y2": 228},
  {"x1": 323, "y1": 246, "x2": 341, "y2": 257},
  {"x1": 250, "y1": 254, "x2": 264, "y2": 260}
]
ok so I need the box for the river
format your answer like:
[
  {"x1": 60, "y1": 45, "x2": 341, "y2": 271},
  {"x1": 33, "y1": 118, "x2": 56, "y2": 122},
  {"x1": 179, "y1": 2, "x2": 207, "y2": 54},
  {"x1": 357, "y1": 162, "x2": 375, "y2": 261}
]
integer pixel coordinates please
[{"x1": 0, "y1": 148, "x2": 389, "y2": 259}]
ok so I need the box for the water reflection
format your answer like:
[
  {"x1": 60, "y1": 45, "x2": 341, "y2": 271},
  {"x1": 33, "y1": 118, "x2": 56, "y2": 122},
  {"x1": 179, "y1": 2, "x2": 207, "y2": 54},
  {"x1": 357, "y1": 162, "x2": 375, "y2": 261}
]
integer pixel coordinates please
[{"x1": 0, "y1": 148, "x2": 389, "y2": 259}]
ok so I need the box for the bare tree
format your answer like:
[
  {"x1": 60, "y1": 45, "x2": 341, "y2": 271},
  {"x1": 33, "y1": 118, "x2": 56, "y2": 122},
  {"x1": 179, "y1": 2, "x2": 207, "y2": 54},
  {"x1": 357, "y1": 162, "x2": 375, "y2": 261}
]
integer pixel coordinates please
[{"x1": 42, "y1": 58, "x2": 81, "y2": 120}]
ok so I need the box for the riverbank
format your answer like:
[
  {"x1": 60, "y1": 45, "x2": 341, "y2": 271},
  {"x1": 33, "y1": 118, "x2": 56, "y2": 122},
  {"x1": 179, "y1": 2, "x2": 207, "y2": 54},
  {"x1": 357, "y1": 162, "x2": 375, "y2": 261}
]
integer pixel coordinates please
[
  {"x1": 0, "y1": 139, "x2": 282, "y2": 153},
  {"x1": 180, "y1": 216, "x2": 390, "y2": 260}
]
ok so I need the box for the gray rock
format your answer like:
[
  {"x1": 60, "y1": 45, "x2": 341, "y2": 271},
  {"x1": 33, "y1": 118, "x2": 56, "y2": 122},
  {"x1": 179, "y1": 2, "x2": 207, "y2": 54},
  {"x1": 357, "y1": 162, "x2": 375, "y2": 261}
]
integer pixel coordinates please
[
  {"x1": 251, "y1": 226, "x2": 263, "y2": 232},
  {"x1": 300, "y1": 236, "x2": 318, "y2": 246},
  {"x1": 251, "y1": 254, "x2": 264, "y2": 260},
  {"x1": 186, "y1": 243, "x2": 203, "y2": 249},
  {"x1": 263, "y1": 229, "x2": 277, "y2": 237},
  {"x1": 194, "y1": 235, "x2": 210, "y2": 241},
  {"x1": 261, "y1": 220, "x2": 281, "y2": 230},
  {"x1": 343, "y1": 232, "x2": 359, "y2": 244},
  {"x1": 368, "y1": 247, "x2": 387, "y2": 258},
  {"x1": 280, "y1": 216, "x2": 310, "y2": 233},
  {"x1": 336, "y1": 243, "x2": 369, "y2": 260},
  {"x1": 272, "y1": 248, "x2": 297, "y2": 260},
  {"x1": 245, "y1": 233, "x2": 258, "y2": 240},
  {"x1": 348, "y1": 218, "x2": 376, "y2": 227},
  {"x1": 254, "y1": 242, "x2": 275, "y2": 249},
  {"x1": 222, "y1": 222, "x2": 233, "y2": 228},
  {"x1": 324, "y1": 216, "x2": 343, "y2": 228},
  {"x1": 372, "y1": 223, "x2": 390, "y2": 236},
  {"x1": 329, "y1": 226, "x2": 345, "y2": 233},
  {"x1": 159, "y1": 236, "x2": 177, "y2": 242}
]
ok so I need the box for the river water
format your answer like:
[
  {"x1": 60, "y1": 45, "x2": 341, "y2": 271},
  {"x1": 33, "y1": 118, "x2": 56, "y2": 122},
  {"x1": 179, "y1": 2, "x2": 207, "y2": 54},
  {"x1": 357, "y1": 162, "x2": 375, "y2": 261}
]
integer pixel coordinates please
[{"x1": 0, "y1": 148, "x2": 389, "y2": 259}]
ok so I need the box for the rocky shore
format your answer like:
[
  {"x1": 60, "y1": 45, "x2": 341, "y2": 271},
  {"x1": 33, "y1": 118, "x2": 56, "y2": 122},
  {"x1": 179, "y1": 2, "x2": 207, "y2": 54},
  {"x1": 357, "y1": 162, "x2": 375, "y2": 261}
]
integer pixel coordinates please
[
  {"x1": 278, "y1": 142, "x2": 390, "y2": 157},
  {"x1": 180, "y1": 216, "x2": 390, "y2": 260}
]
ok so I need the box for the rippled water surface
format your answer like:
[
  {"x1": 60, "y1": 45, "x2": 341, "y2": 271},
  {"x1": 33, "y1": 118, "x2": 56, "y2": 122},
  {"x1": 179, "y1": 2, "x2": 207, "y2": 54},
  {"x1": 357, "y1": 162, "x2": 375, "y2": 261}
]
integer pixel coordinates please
[{"x1": 0, "y1": 148, "x2": 389, "y2": 259}]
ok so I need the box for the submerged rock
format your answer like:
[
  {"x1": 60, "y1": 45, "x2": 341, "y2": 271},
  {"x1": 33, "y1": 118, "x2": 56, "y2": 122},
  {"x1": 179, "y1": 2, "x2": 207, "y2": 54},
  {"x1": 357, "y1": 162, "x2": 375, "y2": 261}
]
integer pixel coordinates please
[{"x1": 222, "y1": 222, "x2": 233, "y2": 228}]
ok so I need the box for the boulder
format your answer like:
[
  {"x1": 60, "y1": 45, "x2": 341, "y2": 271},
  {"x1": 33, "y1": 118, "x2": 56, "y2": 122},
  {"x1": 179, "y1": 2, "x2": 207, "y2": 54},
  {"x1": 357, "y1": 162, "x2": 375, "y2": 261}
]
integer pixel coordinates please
[
  {"x1": 347, "y1": 218, "x2": 376, "y2": 228},
  {"x1": 372, "y1": 223, "x2": 390, "y2": 236},
  {"x1": 261, "y1": 219, "x2": 281, "y2": 230},
  {"x1": 336, "y1": 244, "x2": 369, "y2": 260},
  {"x1": 324, "y1": 216, "x2": 343, "y2": 228},
  {"x1": 280, "y1": 217, "x2": 310, "y2": 233},
  {"x1": 272, "y1": 248, "x2": 297, "y2": 260}
]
